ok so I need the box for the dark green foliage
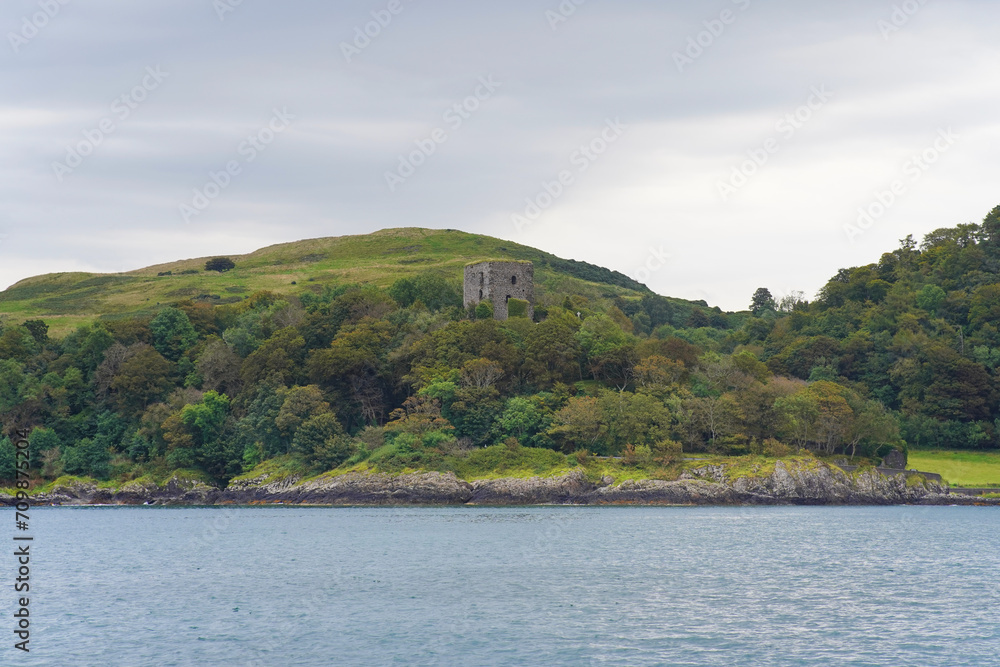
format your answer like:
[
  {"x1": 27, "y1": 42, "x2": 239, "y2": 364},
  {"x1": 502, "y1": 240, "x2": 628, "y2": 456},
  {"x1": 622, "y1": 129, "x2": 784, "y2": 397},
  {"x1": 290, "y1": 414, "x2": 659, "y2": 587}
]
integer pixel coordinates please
[
  {"x1": 750, "y1": 288, "x2": 776, "y2": 315},
  {"x1": 63, "y1": 437, "x2": 110, "y2": 479},
  {"x1": 291, "y1": 413, "x2": 345, "y2": 456},
  {"x1": 507, "y1": 298, "x2": 529, "y2": 319},
  {"x1": 0, "y1": 437, "x2": 15, "y2": 481},
  {"x1": 541, "y1": 257, "x2": 649, "y2": 293},
  {"x1": 475, "y1": 301, "x2": 493, "y2": 320},
  {"x1": 388, "y1": 273, "x2": 462, "y2": 311},
  {"x1": 150, "y1": 307, "x2": 198, "y2": 361},
  {"x1": 23, "y1": 320, "x2": 49, "y2": 344},
  {"x1": 205, "y1": 257, "x2": 236, "y2": 272}
]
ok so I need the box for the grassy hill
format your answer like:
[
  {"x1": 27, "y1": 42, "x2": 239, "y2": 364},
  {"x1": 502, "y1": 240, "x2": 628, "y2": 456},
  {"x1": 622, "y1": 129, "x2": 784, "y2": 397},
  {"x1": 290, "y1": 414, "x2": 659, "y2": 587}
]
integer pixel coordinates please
[{"x1": 0, "y1": 228, "x2": 708, "y2": 336}]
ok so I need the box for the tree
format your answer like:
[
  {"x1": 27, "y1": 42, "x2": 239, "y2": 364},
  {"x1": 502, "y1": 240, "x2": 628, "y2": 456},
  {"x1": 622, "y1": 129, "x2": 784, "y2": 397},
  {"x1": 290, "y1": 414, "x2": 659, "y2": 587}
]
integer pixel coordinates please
[
  {"x1": 233, "y1": 382, "x2": 287, "y2": 464},
  {"x1": 750, "y1": 288, "x2": 776, "y2": 315},
  {"x1": 495, "y1": 396, "x2": 551, "y2": 448},
  {"x1": 548, "y1": 396, "x2": 605, "y2": 452},
  {"x1": 62, "y1": 437, "x2": 111, "y2": 479},
  {"x1": 196, "y1": 339, "x2": 242, "y2": 395},
  {"x1": 275, "y1": 385, "x2": 332, "y2": 444},
  {"x1": 291, "y1": 413, "x2": 346, "y2": 456},
  {"x1": 916, "y1": 284, "x2": 946, "y2": 316},
  {"x1": 150, "y1": 307, "x2": 198, "y2": 361},
  {"x1": 777, "y1": 291, "x2": 807, "y2": 313},
  {"x1": 460, "y1": 358, "x2": 504, "y2": 390},
  {"x1": 0, "y1": 326, "x2": 36, "y2": 361},
  {"x1": 205, "y1": 257, "x2": 236, "y2": 272},
  {"x1": 241, "y1": 327, "x2": 306, "y2": 387},
  {"x1": 109, "y1": 346, "x2": 173, "y2": 414},
  {"x1": 389, "y1": 273, "x2": 462, "y2": 311},
  {"x1": 523, "y1": 317, "x2": 582, "y2": 388},
  {"x1": 774, "y1": 391, "x2": 819, "y2": 448},
  {"x1": 0, "y1": 436, "x2": 15, "y2": 481},
  {"x1": 22, "y1": 320, "x2": 49, "y2": 345},
  {"x1": 598, "y1": 391, "x2": 673, "y2": 453},
  {"x1": 633, "y1": 355, "x2": 685, "y2": 396},
  {"x1": 807, "y1": 381, "x2": 854, "y2": 454},
  {"x1": 180, "y1": 391, "x2": 231, "y2": 446}
]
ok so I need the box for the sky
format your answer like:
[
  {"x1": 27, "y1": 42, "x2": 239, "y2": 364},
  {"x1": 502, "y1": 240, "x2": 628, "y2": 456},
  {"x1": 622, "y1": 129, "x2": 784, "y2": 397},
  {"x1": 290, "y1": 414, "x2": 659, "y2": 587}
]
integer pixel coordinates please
[{"x1": 2, "y1": 0, "x2": 998, "y2": 312}]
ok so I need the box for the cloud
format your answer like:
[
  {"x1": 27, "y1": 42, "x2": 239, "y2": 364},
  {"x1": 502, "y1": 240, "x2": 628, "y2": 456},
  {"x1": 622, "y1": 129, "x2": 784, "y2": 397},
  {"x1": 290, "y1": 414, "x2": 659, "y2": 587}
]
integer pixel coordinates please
[{"x1": 1, "y1": 0, "x2": 998, "y2": 310}]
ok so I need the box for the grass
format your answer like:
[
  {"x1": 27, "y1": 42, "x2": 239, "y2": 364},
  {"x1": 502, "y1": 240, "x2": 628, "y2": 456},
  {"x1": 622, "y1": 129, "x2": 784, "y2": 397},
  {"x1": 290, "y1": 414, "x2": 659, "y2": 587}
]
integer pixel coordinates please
[
  {"x1": 907, "y1": 450, "x2": 1000, "y2": 488},
  {"x1": 0, "y1": 228, "x2": 676, "y2": 336},
  {"x1": 228, "y1": 455, "x2": 315, "y2": 484}
]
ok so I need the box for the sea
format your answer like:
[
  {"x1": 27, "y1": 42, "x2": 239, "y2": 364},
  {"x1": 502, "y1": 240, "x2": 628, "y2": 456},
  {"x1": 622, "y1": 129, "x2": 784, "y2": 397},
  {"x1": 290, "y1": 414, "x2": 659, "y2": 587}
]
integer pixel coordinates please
[{"x1": 6, "y1": 505, "x2": 999, "y2": 666}]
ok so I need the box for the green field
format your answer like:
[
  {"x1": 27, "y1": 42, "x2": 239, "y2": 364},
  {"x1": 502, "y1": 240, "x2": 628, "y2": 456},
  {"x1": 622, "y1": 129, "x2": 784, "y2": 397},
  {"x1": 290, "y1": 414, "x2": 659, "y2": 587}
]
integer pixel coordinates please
[{"x1": 908, "y1": 450, "x2": 1000, "y2": 488}]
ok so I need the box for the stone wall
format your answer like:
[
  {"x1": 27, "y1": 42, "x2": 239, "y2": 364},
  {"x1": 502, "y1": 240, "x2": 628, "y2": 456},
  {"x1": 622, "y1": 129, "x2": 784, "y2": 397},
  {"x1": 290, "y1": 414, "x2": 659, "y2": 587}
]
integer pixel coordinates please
[{"x1": 464, "y1": 261, "x2": 534, "y2": 320}]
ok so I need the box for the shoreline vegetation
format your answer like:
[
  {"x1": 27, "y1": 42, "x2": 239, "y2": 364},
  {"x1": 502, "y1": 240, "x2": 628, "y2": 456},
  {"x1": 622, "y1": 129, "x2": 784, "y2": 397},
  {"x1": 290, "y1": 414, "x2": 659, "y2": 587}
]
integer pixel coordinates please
[
  {"x1": 5, "y1": 451, "x2": 998, "y2": 507},
  {"x1": 4, "y1": 211, "x2": 1000, "y2": 504}
]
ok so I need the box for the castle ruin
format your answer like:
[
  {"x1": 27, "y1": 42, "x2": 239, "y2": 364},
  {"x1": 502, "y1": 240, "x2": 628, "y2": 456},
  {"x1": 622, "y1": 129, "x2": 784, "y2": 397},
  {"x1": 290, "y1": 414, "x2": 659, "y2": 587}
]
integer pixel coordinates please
[{"x1": 463, "y1": 261, "x2": 534, "y2": 320}]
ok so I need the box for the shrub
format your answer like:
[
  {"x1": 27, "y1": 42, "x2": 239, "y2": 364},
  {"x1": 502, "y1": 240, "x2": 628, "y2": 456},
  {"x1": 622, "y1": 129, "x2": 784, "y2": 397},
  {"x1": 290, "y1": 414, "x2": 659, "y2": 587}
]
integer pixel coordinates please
[
  {"x1": 652, "y1": 439, "x2": 682, "y2": 464},
  {"x1": 475, "y1": 301, "x2": 494, "y2": 320},
  {"x1": 311, "y1": 435, "x2": 355, "y2": 471},
  {"x1": 763, "y1": 438, "x2": 793, "y2": 458},
  {"x1": 508, "y1": 298, "x2": 530, "y2": 319}
]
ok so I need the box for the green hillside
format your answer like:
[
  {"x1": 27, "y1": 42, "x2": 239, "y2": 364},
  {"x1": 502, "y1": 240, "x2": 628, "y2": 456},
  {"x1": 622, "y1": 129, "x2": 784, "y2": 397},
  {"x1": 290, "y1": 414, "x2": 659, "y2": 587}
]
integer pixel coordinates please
[{"x1": 0, "y1": 228, "x2": 684, "y2": 335}]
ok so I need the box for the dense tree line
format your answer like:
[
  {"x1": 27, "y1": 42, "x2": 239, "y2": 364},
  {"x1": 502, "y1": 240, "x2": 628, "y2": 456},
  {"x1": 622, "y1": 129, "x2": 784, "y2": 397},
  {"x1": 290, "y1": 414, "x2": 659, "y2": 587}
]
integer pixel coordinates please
[{"x1": 2, "y1": 206, "x2": 998, "y2": 485}]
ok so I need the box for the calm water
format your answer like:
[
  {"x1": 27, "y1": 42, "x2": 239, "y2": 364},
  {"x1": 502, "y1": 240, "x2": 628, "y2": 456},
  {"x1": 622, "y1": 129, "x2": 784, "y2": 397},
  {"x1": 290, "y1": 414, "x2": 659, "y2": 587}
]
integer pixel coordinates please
[{"x1": 6, "y1": 506, "x2": 999, "y2": 666}]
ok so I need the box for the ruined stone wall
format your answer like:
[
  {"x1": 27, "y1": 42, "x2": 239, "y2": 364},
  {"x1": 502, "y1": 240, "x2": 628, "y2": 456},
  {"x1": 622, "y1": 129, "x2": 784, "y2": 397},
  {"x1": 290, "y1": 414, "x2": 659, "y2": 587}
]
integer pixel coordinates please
[{"x1": 463, "y1": 261, "x2": 534, "y2": 320}]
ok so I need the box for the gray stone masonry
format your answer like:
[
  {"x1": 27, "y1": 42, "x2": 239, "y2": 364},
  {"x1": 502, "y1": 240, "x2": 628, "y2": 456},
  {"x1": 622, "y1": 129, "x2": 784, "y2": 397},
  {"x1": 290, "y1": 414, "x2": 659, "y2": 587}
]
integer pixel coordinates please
[{"x1": 463, "y1": 261, "x2": 534, "y2": 320}]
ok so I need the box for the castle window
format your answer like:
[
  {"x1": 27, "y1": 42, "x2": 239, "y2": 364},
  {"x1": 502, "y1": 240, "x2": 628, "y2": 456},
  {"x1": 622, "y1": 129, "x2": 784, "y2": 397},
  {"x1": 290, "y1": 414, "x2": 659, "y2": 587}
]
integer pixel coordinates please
[
  {"x1": 479, "y1": 272, "x2": 484, "y2": 286},
  {"x1": 479, "y1": 289, "x2": 483, "y2": 299},
  {"x1": 506, "y1": 295, "x2": 510, "y2": 302},
  {"x1": 511, "y1": 275, "x2": 517, "y2": 285}
]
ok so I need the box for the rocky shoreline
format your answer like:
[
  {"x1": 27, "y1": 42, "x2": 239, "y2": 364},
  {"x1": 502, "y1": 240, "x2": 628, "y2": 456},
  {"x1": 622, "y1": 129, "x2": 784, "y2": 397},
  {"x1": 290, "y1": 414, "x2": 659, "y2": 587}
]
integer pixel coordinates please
[{"x1": 6, "y1": 460, "x2": 998, "y2": 507}]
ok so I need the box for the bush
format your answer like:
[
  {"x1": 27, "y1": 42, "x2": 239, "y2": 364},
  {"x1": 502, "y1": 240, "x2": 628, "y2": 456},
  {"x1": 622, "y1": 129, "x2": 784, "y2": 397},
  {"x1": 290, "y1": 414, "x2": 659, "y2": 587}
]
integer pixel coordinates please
[
  {"x1": 508, "y1": 298, "x2": 530, "y2": 319},
  {"x1": 763, "y1": 438, "x2": 793, "y2": 458},
  {"x1": 652, "y1": 439, "x2": 682, "y2": 464},
  {"x1": 475, "y1": 301, "x2": 494, "y2": 320},
  {"x1": 311, "y1": 435, "x2": 355, "y2": 471}
]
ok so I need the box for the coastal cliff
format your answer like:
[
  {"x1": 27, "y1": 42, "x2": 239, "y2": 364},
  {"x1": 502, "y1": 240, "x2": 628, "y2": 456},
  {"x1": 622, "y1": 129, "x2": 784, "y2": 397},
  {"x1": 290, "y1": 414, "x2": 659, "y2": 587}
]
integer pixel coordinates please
[{"x1": 10, "y1": 460, "x2": 998, "y2": 506}]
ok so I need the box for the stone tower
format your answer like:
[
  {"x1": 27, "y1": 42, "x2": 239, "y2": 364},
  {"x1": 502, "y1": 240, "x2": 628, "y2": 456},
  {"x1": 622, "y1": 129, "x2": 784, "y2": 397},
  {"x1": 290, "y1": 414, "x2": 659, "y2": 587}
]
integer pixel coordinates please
[{"x1": 464, "y1": 261, "x2": 534, "y2": 320}]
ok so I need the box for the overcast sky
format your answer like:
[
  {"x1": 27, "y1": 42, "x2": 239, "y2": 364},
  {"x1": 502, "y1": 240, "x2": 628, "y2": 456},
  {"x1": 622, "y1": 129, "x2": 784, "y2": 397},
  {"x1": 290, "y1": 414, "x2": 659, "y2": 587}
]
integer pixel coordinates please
[{"x1": 2, "y1": 0, "x2": 998, "y2": 311}]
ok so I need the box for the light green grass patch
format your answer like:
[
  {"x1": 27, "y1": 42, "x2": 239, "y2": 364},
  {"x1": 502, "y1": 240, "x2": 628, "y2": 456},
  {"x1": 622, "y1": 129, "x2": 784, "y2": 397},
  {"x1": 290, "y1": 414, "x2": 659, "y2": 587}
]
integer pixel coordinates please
[
  {"x1": 908, "y1": 450, "x2": 1000, "y2": 487},
  {"x1": 228, "y1": 455, "x2": 314, "y2": 485}
]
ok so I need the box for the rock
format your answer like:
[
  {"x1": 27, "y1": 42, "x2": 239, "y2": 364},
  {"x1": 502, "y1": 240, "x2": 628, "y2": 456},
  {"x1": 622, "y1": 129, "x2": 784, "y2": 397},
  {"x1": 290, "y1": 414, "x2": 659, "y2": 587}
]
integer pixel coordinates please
[
  {"x1": 882, "y1": 449, "x2": 907, "y2": 470},
  {"x1": 470, "y1": 469, "x2": 593, "y2": 505},
  {"x1": 5, "y1": 460, "x2": 998, "y2": 507}
]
